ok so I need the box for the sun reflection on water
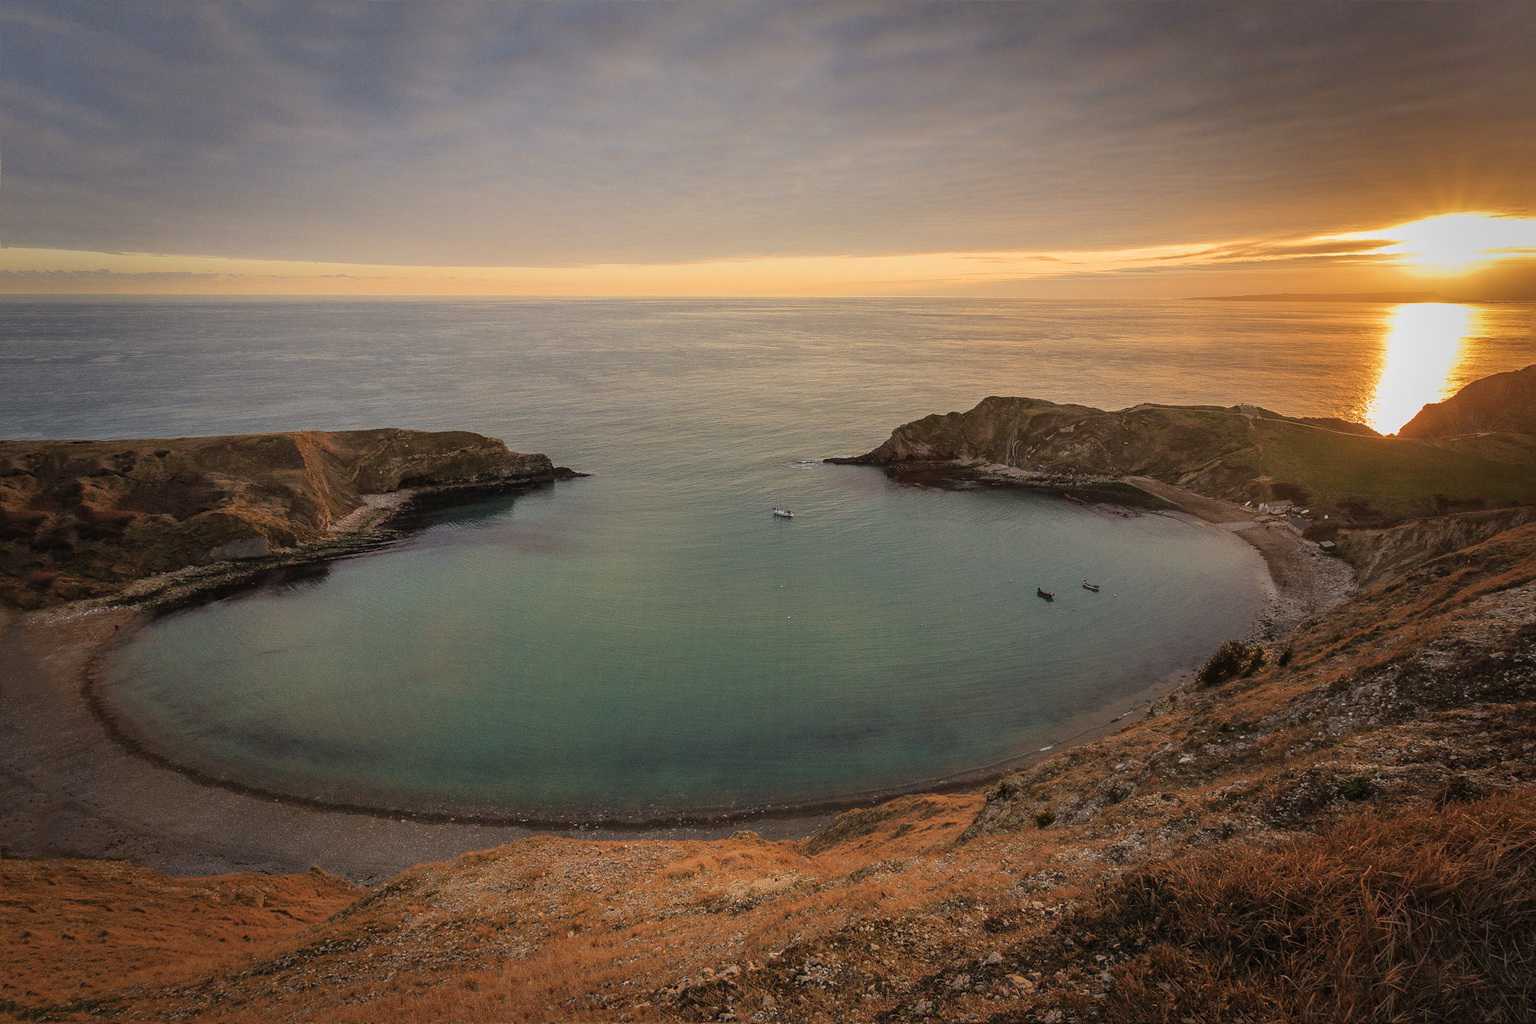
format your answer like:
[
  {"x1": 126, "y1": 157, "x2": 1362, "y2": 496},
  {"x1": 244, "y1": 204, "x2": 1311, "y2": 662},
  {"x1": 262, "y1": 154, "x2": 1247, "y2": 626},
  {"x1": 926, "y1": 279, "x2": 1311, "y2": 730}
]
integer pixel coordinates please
[{"x1": 1365, "y1": 303, "x2": 1478, "y2": 435}]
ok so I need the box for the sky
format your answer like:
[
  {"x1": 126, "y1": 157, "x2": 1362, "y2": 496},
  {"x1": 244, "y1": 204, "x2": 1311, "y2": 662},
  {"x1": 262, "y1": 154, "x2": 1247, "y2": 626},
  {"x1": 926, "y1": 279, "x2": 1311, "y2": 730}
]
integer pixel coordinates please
[{"x1": 2, "y1": 0, "x2": 1535, "y2": 297}]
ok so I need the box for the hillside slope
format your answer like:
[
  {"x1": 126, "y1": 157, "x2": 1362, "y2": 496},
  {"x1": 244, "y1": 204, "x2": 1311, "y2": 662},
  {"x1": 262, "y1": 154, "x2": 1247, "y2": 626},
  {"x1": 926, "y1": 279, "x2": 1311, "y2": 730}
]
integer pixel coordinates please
[
  {"x1": 0, "y1": 429, "x2": 565, "y2": 607},
  {"x1": 1399, "y1": 363, "x2": 1536, "y2": 439},
  {"x1": 4, "y1": 517, "x2": 1531, "y2": 1023},
  {"x1": 838, "y1": 367, "x2": 1536, "y2": 522}
]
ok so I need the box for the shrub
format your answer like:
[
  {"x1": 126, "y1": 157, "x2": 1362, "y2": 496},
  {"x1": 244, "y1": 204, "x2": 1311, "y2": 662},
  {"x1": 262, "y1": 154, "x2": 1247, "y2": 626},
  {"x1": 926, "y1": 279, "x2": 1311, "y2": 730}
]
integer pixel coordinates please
[
  {"x1": 1196, "y1": 641, "x2": 1265, "y2": 687},
  {"x1": 1271, "y1": 482, "x2": 1310, "y2": 503},
  {"x1": 1338, "y1": 775, "x2": 1373, "y2": 801},
  {"x1": 1034, "y1": 808, "x2": 1056, "y2": 829}
]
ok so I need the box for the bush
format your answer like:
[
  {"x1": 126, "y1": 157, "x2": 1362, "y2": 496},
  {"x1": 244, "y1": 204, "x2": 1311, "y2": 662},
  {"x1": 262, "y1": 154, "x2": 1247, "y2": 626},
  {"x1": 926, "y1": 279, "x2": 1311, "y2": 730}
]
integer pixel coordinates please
[
  {"x1": 1271, "y1": 482, "x2": 1311, "y2": 503},
  {"x1": 1338, "y1": 775, "x2": 1373, "y2": 801},
  {"x1": 1034, "y1": 808, "x2": 1056, "y2": 829},
  {"x1": 1196, "y1": 641, "x2": 1265, "y2": 687}
]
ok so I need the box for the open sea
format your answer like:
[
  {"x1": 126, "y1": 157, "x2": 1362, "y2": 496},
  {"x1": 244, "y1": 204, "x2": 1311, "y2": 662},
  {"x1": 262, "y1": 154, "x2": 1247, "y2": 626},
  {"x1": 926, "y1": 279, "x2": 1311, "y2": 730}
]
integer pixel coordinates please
[{"x1": 4, "y1": 297, "x2": 1534, "y2": 819}]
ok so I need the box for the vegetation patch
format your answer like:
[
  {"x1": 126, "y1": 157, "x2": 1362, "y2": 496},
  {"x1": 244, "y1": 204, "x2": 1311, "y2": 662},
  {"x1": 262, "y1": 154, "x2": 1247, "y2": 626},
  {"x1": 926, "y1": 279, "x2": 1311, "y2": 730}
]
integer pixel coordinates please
[
  {"x1": 1072, "y1": 792, "x2": 1536, "y2": 1024},
  {"x1": 1196, "y1": 640, "x2": 1266, "y2": 687}
]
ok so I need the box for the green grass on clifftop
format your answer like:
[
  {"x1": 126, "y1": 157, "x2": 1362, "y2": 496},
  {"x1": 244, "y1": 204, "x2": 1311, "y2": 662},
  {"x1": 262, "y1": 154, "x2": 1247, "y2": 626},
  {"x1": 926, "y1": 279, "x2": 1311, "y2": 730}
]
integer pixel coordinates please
[{"x1": 1250, "y1": 417, "x2": 1536, "y2": 518}]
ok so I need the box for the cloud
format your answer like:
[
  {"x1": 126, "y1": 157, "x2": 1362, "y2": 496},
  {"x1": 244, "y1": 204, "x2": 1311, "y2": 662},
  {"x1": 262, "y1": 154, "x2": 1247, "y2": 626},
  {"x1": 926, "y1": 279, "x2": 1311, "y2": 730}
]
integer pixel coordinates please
[
  {"x1": 2, "y1": 1, "x2": 1534, "y2": 272},
  {"x1": 7, "y1": 214, "x2": 1507, "y2": 297}
]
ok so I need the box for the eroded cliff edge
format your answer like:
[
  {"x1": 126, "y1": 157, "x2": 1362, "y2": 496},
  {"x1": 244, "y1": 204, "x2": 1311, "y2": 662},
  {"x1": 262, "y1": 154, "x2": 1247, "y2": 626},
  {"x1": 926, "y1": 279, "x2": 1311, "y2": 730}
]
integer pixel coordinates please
[{"x1": 0, "y1": 428, "x2": 575, "y2": 607}]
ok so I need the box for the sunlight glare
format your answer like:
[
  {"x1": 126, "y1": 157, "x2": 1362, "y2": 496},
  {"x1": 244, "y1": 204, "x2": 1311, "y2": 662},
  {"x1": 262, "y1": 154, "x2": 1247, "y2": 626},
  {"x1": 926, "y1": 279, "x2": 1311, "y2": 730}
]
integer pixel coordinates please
[
  {"x1": 1365, "y1": 303, "x2": 1477, "y2": 434},
  {"x1": 1377, "y1": 212, "x2": 1536, "y2": 275}
]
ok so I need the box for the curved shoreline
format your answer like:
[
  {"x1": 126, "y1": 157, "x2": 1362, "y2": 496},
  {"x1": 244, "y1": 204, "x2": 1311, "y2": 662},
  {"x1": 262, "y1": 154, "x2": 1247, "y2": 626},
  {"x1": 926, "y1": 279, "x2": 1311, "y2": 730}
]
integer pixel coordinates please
[
  {"x1": 1, "y1": 477, "x2": 1346, "y2": 879},
  {"x1": 81, "y1": 621, "x2": 1162, "y2": 832}
]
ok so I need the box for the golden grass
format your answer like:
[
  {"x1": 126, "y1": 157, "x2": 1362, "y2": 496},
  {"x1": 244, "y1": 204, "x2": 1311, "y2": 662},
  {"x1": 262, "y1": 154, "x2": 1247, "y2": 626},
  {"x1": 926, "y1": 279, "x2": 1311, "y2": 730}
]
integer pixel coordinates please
[{"x1": 1082, "y1": 791, "x2": 1536, "y2": 1024}]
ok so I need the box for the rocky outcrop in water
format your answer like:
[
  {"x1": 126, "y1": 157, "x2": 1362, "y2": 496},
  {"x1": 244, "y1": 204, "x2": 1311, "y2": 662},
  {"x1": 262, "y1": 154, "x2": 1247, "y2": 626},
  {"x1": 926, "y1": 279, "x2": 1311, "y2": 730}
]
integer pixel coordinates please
[{"x1": 0, "y1": 429, "x2": 571, "y2": 607}]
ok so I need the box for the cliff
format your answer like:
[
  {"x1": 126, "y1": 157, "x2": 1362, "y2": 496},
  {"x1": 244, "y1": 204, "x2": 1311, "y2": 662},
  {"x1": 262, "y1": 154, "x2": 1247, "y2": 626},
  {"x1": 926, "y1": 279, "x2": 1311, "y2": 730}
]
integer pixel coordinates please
[
  {"x1": 839, "y1": 367, "x2": 1536, "y2": 522},
  {"x1": 1398, "y1": 363, "x2": 1536, "y2": 439},
  {"x1": 1336, "y1": 505, "x2": 1536, "y2": 585},
  {"x1": 0, "y1": 429, "x2": 567, "y2": 608}
]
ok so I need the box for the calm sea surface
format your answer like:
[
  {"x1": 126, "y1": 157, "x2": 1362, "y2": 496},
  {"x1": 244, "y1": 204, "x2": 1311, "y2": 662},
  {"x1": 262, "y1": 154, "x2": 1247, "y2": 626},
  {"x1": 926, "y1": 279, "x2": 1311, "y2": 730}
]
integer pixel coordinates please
[{"x1": 5, "y1": 298, "x2": 1534, "y2": 819}]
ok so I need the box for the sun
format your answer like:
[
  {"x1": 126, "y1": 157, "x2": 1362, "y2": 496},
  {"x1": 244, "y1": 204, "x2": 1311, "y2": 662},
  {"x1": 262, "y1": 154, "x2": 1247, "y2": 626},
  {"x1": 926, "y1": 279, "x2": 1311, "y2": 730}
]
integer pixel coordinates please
[{"x1": 1376, "y1": 212, "x2": 1536, "y2": 276}]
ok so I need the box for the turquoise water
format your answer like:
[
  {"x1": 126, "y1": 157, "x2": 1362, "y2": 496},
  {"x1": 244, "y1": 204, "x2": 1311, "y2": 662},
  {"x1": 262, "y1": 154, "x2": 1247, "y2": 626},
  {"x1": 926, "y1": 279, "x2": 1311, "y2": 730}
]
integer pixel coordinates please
[
  {"x1": 102, "y1": 481, "x2": 1264, "y2": 818},
  {"x1": 3, "y1": 298, "x2": 1532, "y2": 820}
]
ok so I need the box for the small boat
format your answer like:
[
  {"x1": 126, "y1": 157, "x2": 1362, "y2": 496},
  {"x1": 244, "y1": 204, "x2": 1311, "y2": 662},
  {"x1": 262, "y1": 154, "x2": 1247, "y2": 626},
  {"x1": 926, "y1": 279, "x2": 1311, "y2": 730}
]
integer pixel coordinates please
[
  {"x1": 1082, "y1": 579, "x2": 1101, "y2": 593},
  {"x1": 1036, "y1": 587, "x2": 1054, "y2": 601},
  {"x1": 772, "y1": 507, "x2": 795, "y2": 519}
]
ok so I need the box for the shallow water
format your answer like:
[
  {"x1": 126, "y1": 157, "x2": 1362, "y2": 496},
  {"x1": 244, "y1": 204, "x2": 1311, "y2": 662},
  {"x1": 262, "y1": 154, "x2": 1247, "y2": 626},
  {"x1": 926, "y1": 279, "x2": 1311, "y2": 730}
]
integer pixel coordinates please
[{"x1": 5, "y1": 297, "x2": 1533, "y2": 819}]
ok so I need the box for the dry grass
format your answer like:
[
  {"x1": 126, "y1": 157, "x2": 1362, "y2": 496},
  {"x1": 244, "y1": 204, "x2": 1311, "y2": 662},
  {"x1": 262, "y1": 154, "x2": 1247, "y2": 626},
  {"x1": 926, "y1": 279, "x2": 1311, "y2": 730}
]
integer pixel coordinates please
[
  {"x1": 1080, "y1": 791, "x2": 1536, "y2": 1023},
  {"x1": 0, "y1": 858, "x2": 358, "y2": 1011}
]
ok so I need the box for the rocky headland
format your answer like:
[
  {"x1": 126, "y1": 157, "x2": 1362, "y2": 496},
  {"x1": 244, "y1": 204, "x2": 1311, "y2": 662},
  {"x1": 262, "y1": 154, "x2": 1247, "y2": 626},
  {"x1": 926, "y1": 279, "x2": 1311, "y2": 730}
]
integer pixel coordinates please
[
  {"x1": 832, "y1": 363, "x2": 1536, "y2": 525},
  {"x1": 2, "y1": 372, "x2": 1534, "y2": 1023},
  {"x1": 0, "y1": 428, "x2": 577, "y2": 608}
]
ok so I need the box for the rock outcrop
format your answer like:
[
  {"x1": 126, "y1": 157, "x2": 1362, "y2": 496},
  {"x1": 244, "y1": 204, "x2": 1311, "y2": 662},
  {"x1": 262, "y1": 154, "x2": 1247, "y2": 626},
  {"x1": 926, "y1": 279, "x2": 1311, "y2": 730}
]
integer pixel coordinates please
[
  {"x1": 838, "y1": 367, "x2": 1536, "y2": 522},
  {"x1": 1398, "y1": 363, "x2": 1536, "y2": 439},
  {"x1": 1336, "y1": 505, "x2": 1536, "y2": 585},
  {"x1": 0, "y1": 429, "x2": 569, "y2": 607}
]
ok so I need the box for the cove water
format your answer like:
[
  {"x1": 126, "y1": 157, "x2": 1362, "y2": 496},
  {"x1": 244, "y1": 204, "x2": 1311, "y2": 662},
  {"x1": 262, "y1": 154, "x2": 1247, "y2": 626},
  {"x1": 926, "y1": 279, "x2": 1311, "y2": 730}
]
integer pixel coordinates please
[{"x1": 4, "y1": 297, "x2": 1532, "y2": 819}]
